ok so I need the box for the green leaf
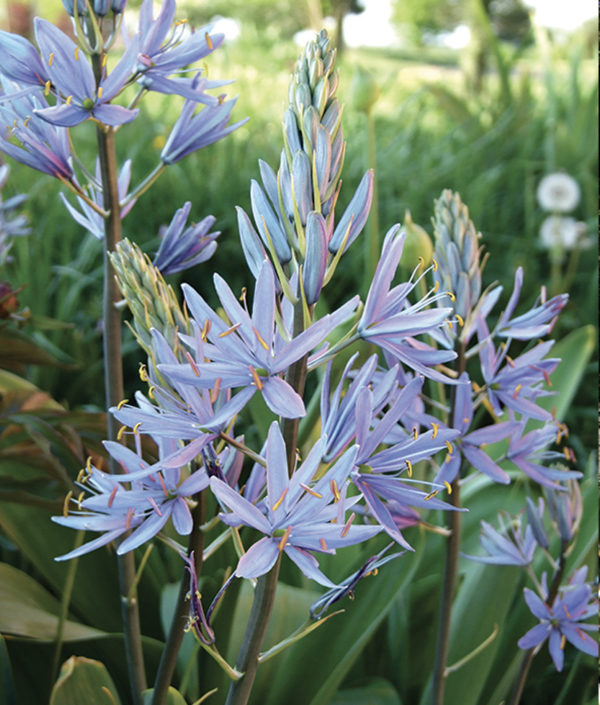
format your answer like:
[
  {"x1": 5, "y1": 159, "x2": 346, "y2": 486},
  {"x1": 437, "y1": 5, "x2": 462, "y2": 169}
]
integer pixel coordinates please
[
  {"x1": 0, "y1": 503, "x2": 124, "y2": 633},
  {"x1": 422, "y1": 563, "x2": 521, "y2": 705},
  {"x1": 329, "y1": 678, "x2": 402, "y2": 705},
  {"x1": 537, "y1": 325, "x2": 595, "y2": 420},
  {"x1": 0, "y1": 332, "x2": 64, "y2": 368},
  {"x1": 49, "y1": 656, "x2": 121, "y2": 705},
  {"x1": 0, "y1": 636, "x2": 16, "y2": 705},
  {"x1": 0, "y1": 563, "x2": 105, "y2": 641},
  {"x1": 141, "y1": 686, "x2": 187, "y2": 705},
  {"x1": 258, "y1": 539, "x2": 423, "y2": 705}
]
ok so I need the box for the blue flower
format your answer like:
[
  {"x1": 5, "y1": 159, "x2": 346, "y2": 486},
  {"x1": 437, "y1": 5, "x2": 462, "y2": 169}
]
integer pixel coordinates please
[
  {"x1": 477, "y1": 325, "x2": 559, "y2": 421},
  {"x1": 160, "y1": 262, "x2": 359, "y2": 418},
  {"x1": 33, "y1": 19, "x2": 139, "y2": 127},
  {"x1": 494, "y1": 267, "x2": 568, "y2": 340},
  {"x1": 52, "y1": 439, "x2": 211, "y2": 560},
  {"x1": 310, "y1": 543, "x2": 403, "y2": 619},
  {"x1": 518, "y1": 567, "x2": 598, "y2": 671},
  {"x1": 134, "y1": 0, "x2": 225, "y2": 101},
  {"x1": 152, "y1": 201, "x2": 220, "y2": 275},
  {"x1": 505, "y1": 422, "x2": 581, "y2": 489},
  {"x1": 0, "y1": 30, "x2": 49, "y2": 87},
  {"x1": 210, "y1": 421, "x2": 381, "y2": 586},
  {"x1": 160, "y1": 86, "x2": 247, "y2": 164},
  {"x1": 435, "y1": 372, "x2": 520, "y2": 485},
  {"x1": 0, "y1": 78, "x2": 73, "y2": 180},
  {"x1": 462, "y1": 512, "x2": 536, "y2": 566},
  {"x1": 358, "y1": 225, "x2": 457, "y2": 382}
]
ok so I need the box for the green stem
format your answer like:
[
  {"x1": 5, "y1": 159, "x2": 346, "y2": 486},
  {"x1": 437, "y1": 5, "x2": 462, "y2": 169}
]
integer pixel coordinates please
[
  {"x1": 431, "y1": 344, "x2": 466, "y2": 705},
  {"x1": 507, "y1": 540, "x2": 569, "y2": 705},
  {"x1": 51, "y1": 530, "x2": 85, "y2": 686},
  {"x1": 151, "y1": 494, "x2": 206, "y2": 705},
  {"x1": 93, "y1": 53, "x2": 146, "y2": 705}
]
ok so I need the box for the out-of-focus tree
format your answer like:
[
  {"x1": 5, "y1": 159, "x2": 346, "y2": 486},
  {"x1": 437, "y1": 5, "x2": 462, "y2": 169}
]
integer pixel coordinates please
[
  {"x1": 391, "y1": 0, "x2": 530, "y2": 46},
  {"x1": 391, "y1": 0, "x2": 464, "y2": 45},
  {"x1": 181, "y1": 0, "x2": 314, "y2": 39},
  {"x1": 322, "y1": 0, "x2": 365, "y2": 55}
]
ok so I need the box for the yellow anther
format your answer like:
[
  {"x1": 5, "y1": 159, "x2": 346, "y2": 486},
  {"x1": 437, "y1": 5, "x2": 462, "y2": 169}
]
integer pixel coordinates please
[
  {"x1": 218, "y1": 94, "x2": 225, "y2": 105},
  {"x1": 239, "y1": 286, "x2": 247, "y2": 303},
  {"x1": 205, "y1": 32, "x2": 213, "y2": 50},
  {"x1": 319, "y1": 537, "x2": 328, "y2": 551},
  {"x1": 272, "y1": 487, "x2": 288, "y2": 511},
  {"x1": 76, "y1": 468, "x2": 85, "y2": 483},
  {"x1": 447, "y1": 319, "x2": 454, "y2": 330},
  {"x1": 77, "y1": 491, "x2": 85, "y2": 510},
  {"x1": 97, "y1": 86, "x2": 103, "y2": 99},
  {"x1": 74, "y1": 47, "x2": 80, "y2": 61},
  {"x1": 278, "y1": 525, "x2": 292, "y2": 551},
  {"x1": 133, "y1": 422, "x2": 142, "y2": 435},
  {"x1": 175, "y1": 18, "x2": 189, "y2": 25},
  {"x1": 117, "y1": 398, "x2": 129, "y2": 410},
  {"x1": 117, "y1": 425, "x2": 127, "y2": 441},
  {"x1": 48, "y1": 52, "x2": 54, "y2": 67},
  {"x1": 444, "y1": 481, "x2": 452, "y2": 494},
  {"x1": 218, "y1": 322, "x2": 241, "y2": 338},
  {"x1": 24, "y1": 116, "x2": 31, "y2": 127},
  {"x1": 86, "y1": 456, "x2": 93, "y2": 472},
  {"x1": 406, "y1": 459, "x2": 413, "y2": 477},
  {"x1": 66, "y1": 95, "x2": 73, "y2": 105},
  {"x1": 512, "y1": 384, "x2": 522, "y2": 398},
  {"x1": 431, "y1": 422, "x2": 439, "y2": 439},
  {"x1": 446, "y1": 291, "x2": 455, "y2": 302},
  {"x1": 456, "y1": 314, "x2": 464, "y2": 327},
  {"x1": 560, "y1": 634, "x2": 566, "y2": 650},
  {"x1": 139, "y1": 363, "x2": 149, "y2": 381},
  {"x1": 253, "y1": 327, "x2": 270, "y2": 352},
  {"x1": 101, "y1": 53, "x2": 108, "y2": 67},
  {"x1": 341, "y1": 512, "x2": 355, "y2": 538},
  {"x1": 300, "y1": 483, "x2": 323, "y2": 499},
  {"x1": 148, "y1": 385, "x2": 156, "y2": 399},
  {"x1": 330, "y1": 479, "x2": 341, "y2": 502},
  {"x1": 417, "y1": 256, "x2": 425, "y2": 269},
  {"x1": 424, "y1": 490, "x2": 439, "y2": 500},
  {"x1": 201, "y1": 318, "x2": 211, "y2": 340},
  {"x1": 249, "y1": 365, "x2": 264, "y2": 391},
  {"x1": 480, "y1": 442, "x2": 487, "y2": 449},
  {"x1": 432, "y1": 281, "x2": 440, "y2": 293},
  {"x1": 445, "y1": 440, "x2": 453, "y2": 454},
  {"x1": 44, "y1": 80, "x2": 51, "y2": 96},
  {"x1": 63, "y1": 491, "x2": 73, "y2": 517},
  {"x1": 107, "y1": 485, "x2": 118, "y2": 508},
  {"x1": 432, "y1": 258, "x2": 438, "y2": 271},
  {"x1": 445, "y1": 453, "x2": 452, "y2": 463}
]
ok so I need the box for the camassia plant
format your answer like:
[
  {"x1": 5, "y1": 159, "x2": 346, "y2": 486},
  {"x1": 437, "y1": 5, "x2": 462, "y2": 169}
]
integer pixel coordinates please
[{"x1": 0, "y1": 2, "x2": 595, "y2": 705}]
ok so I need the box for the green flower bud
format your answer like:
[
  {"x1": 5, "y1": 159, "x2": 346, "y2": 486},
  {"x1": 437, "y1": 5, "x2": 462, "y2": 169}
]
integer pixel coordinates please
[{"x1": 400, "y1": 210, "x2": 433, "y2": 269}]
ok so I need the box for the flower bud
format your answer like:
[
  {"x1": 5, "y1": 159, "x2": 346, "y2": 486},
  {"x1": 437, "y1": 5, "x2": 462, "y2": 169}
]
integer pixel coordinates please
[
  {"x1": 62, "y1": 0, "x2": 87, "y2": 16},
  {"x1": 399, "y1": 210, "x2": 433, "y2": 270}
]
